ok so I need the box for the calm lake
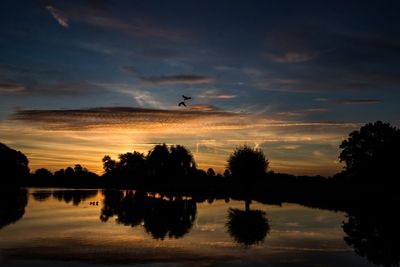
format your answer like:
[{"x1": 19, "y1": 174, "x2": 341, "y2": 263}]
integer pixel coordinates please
[{"x1": 0, "y1": 188, "x2": 386, "y2": 267}]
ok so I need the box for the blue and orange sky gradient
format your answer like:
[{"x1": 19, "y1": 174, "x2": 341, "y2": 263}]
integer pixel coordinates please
[{"x1": 1, "y1": 1, "x2": 400, "y2": 176}]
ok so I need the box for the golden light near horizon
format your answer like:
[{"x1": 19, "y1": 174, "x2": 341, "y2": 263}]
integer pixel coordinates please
[{"x1": 0, "y1": 107, "x2": 358, "y2": 176}]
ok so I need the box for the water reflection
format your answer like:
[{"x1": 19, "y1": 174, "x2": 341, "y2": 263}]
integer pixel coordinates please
[
  {"x1": 32, "y1": 191, "x2": 52, "y2": 202},
  {"x1": 52, "y1": 190, "x2": 98, "y2": 206},
  {"x1": 101, "y1": 190, "x2": 197, "y2": 240},
  {"x1": 2, "y1": 188, "x2": 400, "y2": 267},
  {"x1": 0, "y1": 188, "x2": 28, "y2": 229},
  {"x1": 343, "y1": 203, "x2": 400, "y2": 267},
  {"x1": 226, "y1": 200, "x2": 270, "y2": 246}
]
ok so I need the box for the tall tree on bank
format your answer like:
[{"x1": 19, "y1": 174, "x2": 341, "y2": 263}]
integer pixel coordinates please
[
  {"x1": 339, "y1": 121, "x2": 400, "y2": 181},
  {"x1": 0, "y1": 143, "x2": 30, "y2": 184}
]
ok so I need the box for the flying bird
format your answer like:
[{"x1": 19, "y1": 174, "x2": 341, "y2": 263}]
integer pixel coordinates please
[
  {"x1": 182, "y1": 95, "x2": 192, "y2": 100},
  {"x1": 178, "y1": 101, "x2": 187, "y2": 107}
]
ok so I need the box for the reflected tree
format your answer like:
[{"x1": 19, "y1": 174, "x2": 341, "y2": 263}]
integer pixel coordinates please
[
  {"x1": 144, "y1": 197, "x2": 197, "y2": 239},
  {"x1": 343, "y1": 205, "x2": 400, "y2": 267},
  {"x1": 100, "y1": 190, "x2": 124, "y2": 222},
  {"x1": 226, "y1": 200, "x2": 270, "y2": 246},
  {"x1": 100, "y1": 190, "x2": 197, "y2": 239},
  {"x1": 52, "y1": 190, "x2": 98, "y2": 206},
  {"x1": 0, "y1": 188, "x2": 28, "y2": 229},
  {"x1": 32, "y1": 190, "x2": 52, "y2": 202}
]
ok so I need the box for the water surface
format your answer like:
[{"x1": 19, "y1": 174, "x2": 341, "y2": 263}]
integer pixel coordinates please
[{"x1": 0, "y1": 188, "x2": 385, "y2": 267}]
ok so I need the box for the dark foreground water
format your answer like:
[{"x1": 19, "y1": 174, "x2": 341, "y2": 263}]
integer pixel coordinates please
[{"x1": 0, "y1": 188, "x2": 389, "y2": 267}]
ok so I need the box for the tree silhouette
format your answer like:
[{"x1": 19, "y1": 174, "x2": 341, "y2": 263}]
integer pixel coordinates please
[
  {"x1": 339, "y1": 121, "x2": 400, "y2": 180},
  {"x1": 118, "y1": 152, "x2": 146, "y2": 178},
  {"x1": 146, "y1": 144, "x2": 170, "y2": 177},
  {"x1": 169, "y1": 145, "x2": 195, "y2": 177},
  {"x1": 102, "y1": 155, "x2": 117, "y2": 175},
  {"x1": 0, "y1": 143, "x2": 30, "y2": 184},
  {"x1": 34, "y1": 168, "x2": 53, "y2": 180},
  {"x1": 227, "y1": 145, "x2": 269, "y2": 181},
  {"x1": 226, "y1": 200, "x2": 270, "y2": 246},
  {"x1": 207, "y1": 168, "x2": 216, "y2": 177}
]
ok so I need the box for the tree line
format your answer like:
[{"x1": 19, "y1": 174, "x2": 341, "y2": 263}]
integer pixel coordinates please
[{"x1": 1, "y1": 121, "x2": 400, "y2": 190}]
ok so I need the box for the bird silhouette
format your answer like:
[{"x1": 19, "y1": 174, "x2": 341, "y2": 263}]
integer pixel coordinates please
[
  {"x1": 182, "y1": 95, "x2": 192, "y2": 101},
  {"x1": 178, "y1": 101, "x2": 187, "y2": 107}
]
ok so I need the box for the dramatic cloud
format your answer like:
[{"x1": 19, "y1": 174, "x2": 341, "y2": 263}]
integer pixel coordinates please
[
  {"x1": 10, "y1": 107, "x2": 239, "y2": 130},
  {"x1": 0, "y1": 83, "x2": 25, "y2": 93},
  {"x1": 46, "y1": 6, "x2": 69, "y2": 28}
]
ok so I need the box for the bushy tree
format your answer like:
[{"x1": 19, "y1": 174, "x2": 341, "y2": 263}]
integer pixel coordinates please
[
  {"x1": 146, "y1": 144, "x2": 170, "y2": 177},
  {"x1": 0, "y1": 143, "x2": 30, "y2": 184},
  {"x1": 227, "y1": 145, "x2": 268, "y2": 180},
  {"x1": 169, "y1": 145, "x2": 195, "y2": 177},
  {"x1": 118, "y1": 151, "x2": 146, "y2": 178},
  {"x1": 339, "y1": 121, "x2": 400, "y2": 179},
  {"x1": 34, "y1": 168, "x2": 53, "y2": 180},
  {"x1": 102, "y1": 155, "x2": 117, "y2": 175}
]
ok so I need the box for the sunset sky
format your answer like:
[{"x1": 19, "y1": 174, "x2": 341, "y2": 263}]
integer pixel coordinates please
[{"x1": 1, "y1": 1, "x2": 400, "y2": 176}]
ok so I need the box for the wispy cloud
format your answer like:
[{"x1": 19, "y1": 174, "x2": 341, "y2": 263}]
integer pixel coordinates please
[
  {"x1": 52, "y1": 3, "x2": 188, "y2": 40},
  {"x1": 140, "y1": 74, "x2": 214, "y2": 85},
  {"x1": 189, "y1": 105, "x2": 219, "y2": 111},
  {"x1": 122, "y1": 66, "x2": 214, "y2": 85},
  {"x1": 267, "y1": 51, "x2": 318, "y2": 63},
  {"x1": 46, "y1": 6, "x2": 69, "y2": 29},
  {"x1": 336, "y1": 99, "x2": 382, "y2": 104},
  {"x1": 0, "y1": 83, "x2": 25, "y2": 93},
  {"x1": 197, "y1": 89, "x2": 237, "y2": 99}
]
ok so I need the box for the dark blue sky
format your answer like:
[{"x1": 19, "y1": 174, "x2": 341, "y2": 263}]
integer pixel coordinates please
[{"x1": 1, "y1": 1, "x2": 400, "y2": 175}]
